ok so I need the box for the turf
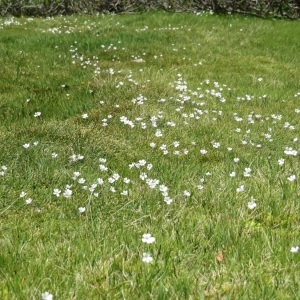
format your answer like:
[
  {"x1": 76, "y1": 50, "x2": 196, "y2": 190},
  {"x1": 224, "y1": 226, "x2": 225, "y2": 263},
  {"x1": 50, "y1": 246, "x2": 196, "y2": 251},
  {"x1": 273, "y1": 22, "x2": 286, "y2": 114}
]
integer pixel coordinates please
[{"x1": 0, "y1": 11, "x2": 300, "y2": 299}]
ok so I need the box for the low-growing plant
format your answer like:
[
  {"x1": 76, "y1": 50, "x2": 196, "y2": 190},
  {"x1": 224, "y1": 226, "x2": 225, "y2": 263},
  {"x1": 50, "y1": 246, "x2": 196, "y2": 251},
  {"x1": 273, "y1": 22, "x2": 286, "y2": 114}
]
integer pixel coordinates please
[{"x1": 0, "y1": 11, "x2": 300, "y2": 299}]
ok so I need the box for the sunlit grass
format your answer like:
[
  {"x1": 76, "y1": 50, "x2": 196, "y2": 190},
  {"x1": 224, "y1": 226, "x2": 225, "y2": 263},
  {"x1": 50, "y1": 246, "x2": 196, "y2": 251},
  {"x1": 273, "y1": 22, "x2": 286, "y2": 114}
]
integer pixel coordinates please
[{"x1": 0, "y1": 11, "x2": 300, "y2": 299}]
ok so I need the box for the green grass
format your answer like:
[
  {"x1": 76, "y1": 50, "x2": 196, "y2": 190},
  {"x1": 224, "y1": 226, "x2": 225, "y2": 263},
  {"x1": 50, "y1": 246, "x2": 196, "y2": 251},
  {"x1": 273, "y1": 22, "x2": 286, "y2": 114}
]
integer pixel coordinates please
[{"x1": 0, "y1": 11, "x2": 300, "y2": 299}]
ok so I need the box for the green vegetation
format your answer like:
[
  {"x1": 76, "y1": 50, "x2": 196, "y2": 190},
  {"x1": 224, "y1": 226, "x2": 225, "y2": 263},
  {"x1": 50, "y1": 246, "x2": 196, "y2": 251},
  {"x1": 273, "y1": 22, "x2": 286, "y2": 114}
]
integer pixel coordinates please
[
  {"x1": 0, "y1": 0, "x2": 300, "y2": 19},
  {"x1": 0, "y1": 11, "x2": 300, "y2": 299}
]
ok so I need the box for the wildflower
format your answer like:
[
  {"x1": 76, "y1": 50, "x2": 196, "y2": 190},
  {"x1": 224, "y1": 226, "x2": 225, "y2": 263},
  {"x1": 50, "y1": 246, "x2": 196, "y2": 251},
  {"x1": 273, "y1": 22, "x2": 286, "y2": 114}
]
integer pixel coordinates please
[
  {"x1": 78, "y1": 207, "x2": 86, "y2": 214},
  {"x1": 212, "y1": 142, "x2": 220, "y2": 148},
  {"x1": 247, "y1": 198, "x2": 256, "y2": 210},
  {"x1": 155, "y1": 129, "x2": 163, "y2": 137},
  {"x1": 142, "y1": 252, "x2": 153, "y2": 263},
  {"x1": 53, "y1": 189, "x2": 61, "y2": 197},
  {"x1": 159, "y1": 185, "x2": 168, "y2": 193},
  {"x1": 97, "y1": 178, "x2": 104, "y2": 185},
  {"x1": 140, "y1": 172, "x2": 147, "y2": 180},
  {"x1": 20, "y1": 191, "x2": 27, "y2": 198},
  {"x1": 142, "y1": 233, "x2": 155, "y2": 244},
  {"x1": 51, "y1": 152, "x2": 58, "y2": 158},
  {"x1": 164, "y1": 196, "x2": 173, "y2": 204},
  {"x1": 244, "y1": 168, "x2": 251, "y2": 177},
  {"x1": 78, "y1": 178, "x2": 85, "y2": 184},
  {"x1": 99, "y1": 164, "x2": 108, "y2": 171},
  {"x1": 290, "y1": 246, "x2": 299, "y2": 253},
  {"x1": 70, "y1": 154, "x2": 84, "y2": 162},
  {"x1": 173, "y1": 141, "x2": 180, "y2": 147},
  {"x1": 123, "y1": 178, "x2": 131, "y2": 184},
  {"x1": 287, "y1": 175, "x2": 296, "y2": 182},
  {"x1": 278, "y1": 158, "x2": 285, "y2": 166},
  {"x1": 183, "y1": 190, "x2": 191, "y2": 197},
  {"x1": 82, "y1": 113, "x2": 88, "y2": 119},
  {"x1": 229, "y1": 172, "x2": 236, "y2": 177},
  {"x1": 41, "y1": 292, "x2": 53, "y2": 300},
  {"x1": 236, "y1": 185, "x2": 245, "y2": 193},
  {"x1": 23, "y1": 143, "x2": 30, "y2": 149},
  {"x1": 112, "y1": 173, "x2": 120, "y2": 181},
  {"x1": 200, "y1": 149, "x2": 207, "y2": 155},
  {"x1": 63, "y1": 188, "x2": 72, "y2": 198},
  {"x1": 233, "y1": 158, "x2": 240, "y2": 163},
  {"x1": 34, "y1": 111, "x2": 41, "y2": 117},
  {"x1": 284, "y1": 147, "x2": 298, "y2": 156},
  {"x1": 25, "y1": 198, "x2": 32, "y2": 204}
]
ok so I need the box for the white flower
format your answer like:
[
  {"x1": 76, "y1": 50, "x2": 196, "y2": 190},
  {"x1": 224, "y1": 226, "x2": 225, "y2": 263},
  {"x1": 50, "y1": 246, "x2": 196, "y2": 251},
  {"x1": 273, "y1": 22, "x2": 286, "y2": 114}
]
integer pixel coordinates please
[
  {"x1": 142, "y1": 252, "x2": 153, "y2": 263},
  {"x1": 78, "y1": 207, "x2": 86, "y2": 214},
  {"x1": 247, "y1": 199, "x2": 256, "y2": 210},
  {"x1": 20, "y1": 191, "x2": 27, "y2": 198},
  {"x1": 290, "y1": 246, "x2": 299, "y2": 253},
  {"x1": 233, "y1": 158, "x2": 240, "y2": 163},
  {"x1": 33, "y1": 141, "x2": 39, "y2": 146},
  {"x1": 51, "y1": 152, "x2": 58, "y2": 158},
  {"x1": 287, "y1": 175, "x2": 296, "y2": 182},
  {"x1": 63, "y1": 188, "x2": 72, "y2": 198},
  {"x1": 123, "y1": 178, "x2": 131, "y2": 184},
  {"x1": 34, "y1": 111, "x2": 41, "y2": 117},
  {"x1": 155, "y1": 129, "x2": 163, "y2": 137},
  {"x1": 164, "y1": 196, "x2": 173, "y2": 204},
  {"x1": 99, "y1": 164, "x2": 108, "y2": 171},
  {"x1": 183, "y1": 190, "x2": 191, "y2": 197},
  {"x1": 159, "y1": 185, "x2": 168, "y2": 193},
  {"x1": 147, "y1": 163, "x2": 153, "y2": 170},
  {"x1": 278, "y1": 158, "x2": 285, "y2": 166},
  {"x1": 78, "y1": 178, "x2": 86, "y2": 184},
  {"x1": 41, "y1": 292, "x2": 53, "y2": 300},
  {"x1": 244, "y1": 168, "x2": 251, "y2": 177},
  {"x1": 212, "y1": 142, "x2": 220, "y2": 148},
  {"x1": 23, "y1": 143, "x2": 30, "y2": 149},
  {"x1": 121, "y1": 190, "x2": 128, "y2": 196},
  {"x1": 140, "y1": 172, "x2": 148, "y2": 180},
  {"x1": 97, "y1": 178, "x2": 104, "y2": 185},
  {"x1": 284, "y1": 147, "x2": 298, "y2": 156},
  {"x1": 53, "y1": 189, "x2": 61, "y2": 197},
  {"x1": 236, "y1": 185, "x2": 245, "y2": 193},
  {"x1": 142, "y1": 233, "x2": 155, "y2": 244},
  {"x1": 82, "y1": 113, "x2": 89, "y2": 119},
  {"x1": 200, "y1": 149, "x2": 207, "y2": 155},
  {"x1": 25, "y1": 198, "x2": 32, "y2": 204}
]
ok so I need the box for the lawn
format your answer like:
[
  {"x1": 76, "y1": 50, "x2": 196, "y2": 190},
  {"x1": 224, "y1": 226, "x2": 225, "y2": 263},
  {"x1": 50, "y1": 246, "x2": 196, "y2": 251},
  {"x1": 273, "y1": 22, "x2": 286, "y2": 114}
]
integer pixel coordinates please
[{"x1": 0, "y1": 11, "x2": 300, "y2": 299}]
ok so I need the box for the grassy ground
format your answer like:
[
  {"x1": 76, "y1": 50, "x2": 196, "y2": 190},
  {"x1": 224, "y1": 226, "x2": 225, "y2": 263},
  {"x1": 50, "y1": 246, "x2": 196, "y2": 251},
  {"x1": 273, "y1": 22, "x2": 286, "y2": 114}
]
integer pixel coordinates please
[{"x1": 0, "y1": 11, "x2": 300, "y2": 299}]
